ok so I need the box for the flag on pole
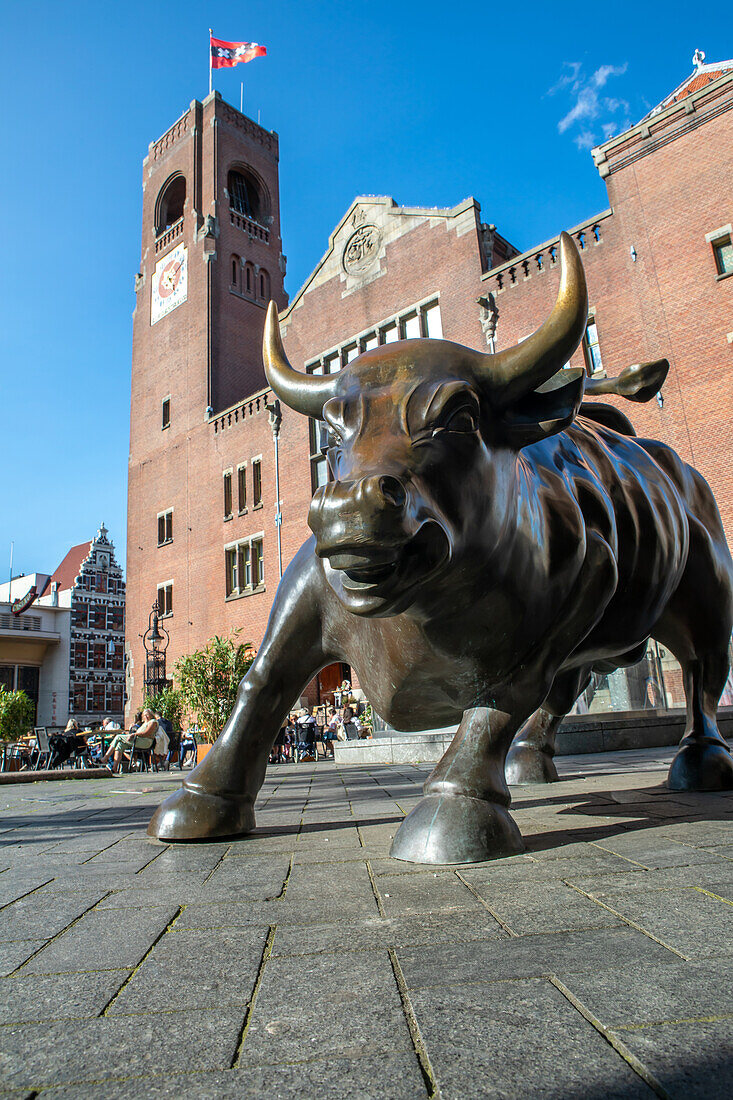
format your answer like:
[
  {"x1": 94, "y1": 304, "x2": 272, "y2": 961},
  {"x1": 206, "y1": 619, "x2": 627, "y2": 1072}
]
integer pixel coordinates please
[{"x1": 211, "y1": 35, "x2": 267, "y2": 69}]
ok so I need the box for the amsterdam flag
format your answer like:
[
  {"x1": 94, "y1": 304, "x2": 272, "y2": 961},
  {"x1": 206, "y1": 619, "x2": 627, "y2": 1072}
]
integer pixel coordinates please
[{"x1": 211, "y1": 36, "x2": 267, "y2": 69}]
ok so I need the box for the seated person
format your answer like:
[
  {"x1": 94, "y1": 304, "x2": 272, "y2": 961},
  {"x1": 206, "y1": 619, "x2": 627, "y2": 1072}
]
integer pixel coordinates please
[
  {"x1": 48, "y1": 720, "x2": 94, "y2": 769},
  {"x1": 100, "y1": 709, "x2": 157, "y2": 773},
  {"x1": 152, "y1": 712, "x2": 171, "y2": 768}
]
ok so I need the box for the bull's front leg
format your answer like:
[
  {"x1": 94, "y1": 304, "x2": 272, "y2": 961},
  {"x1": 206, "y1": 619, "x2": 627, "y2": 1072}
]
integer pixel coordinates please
[
  {"x1": 390, "y1": 707, "x2": 526, "y2": 864},
  {"x1": 148, "y1": 546, "x2": 330, "y2": 840}
]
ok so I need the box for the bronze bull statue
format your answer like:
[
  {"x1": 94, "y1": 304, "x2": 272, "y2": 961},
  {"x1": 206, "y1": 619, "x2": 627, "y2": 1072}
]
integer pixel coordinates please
[{"x1": 149, "y1": 233, "x2": 733, "y2": 864}]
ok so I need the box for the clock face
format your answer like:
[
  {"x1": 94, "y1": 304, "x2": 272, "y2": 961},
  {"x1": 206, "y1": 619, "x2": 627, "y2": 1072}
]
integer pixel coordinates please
[{"x1": 151, "y1": 243, "x2": 187, "y2": 325}]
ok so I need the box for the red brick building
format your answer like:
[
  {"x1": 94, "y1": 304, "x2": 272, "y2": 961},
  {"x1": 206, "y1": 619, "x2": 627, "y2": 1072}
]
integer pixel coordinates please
[{"x1": 126, "y1": 58, "x2": 733, "y2": 719}]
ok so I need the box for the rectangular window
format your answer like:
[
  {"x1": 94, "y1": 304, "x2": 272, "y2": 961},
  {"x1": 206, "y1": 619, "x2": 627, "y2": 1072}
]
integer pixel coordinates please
[
  {"x1": 223, "y1": 470, "x2": 233, "y2": 519},
  {"x1": 380, "y1": 322, "x2": 399, "y2": 343},
  {"x1": 713, "y1": 236, "x2": 733, "y2": 277},
  {"x1": 401, "y1": 312, "x2": 420, "y2": 339},
  {"x1": 225, "y1": 536, "x2": 265, "y2": 597},
  {"x1": 72, "y1": 682, "x2": 87, "y2": 713},
  {"x1": 157, "y1": 509, "x2": 173, "y2": 545},
  {"x1": 237, "y1": 464, "x2": 247, "y2": 513},
  {"x1": 422, "y1": 302, "x2": 443, "y2": 338},
  {"x1": 162, "y1": 396, "x2": 171, "y2": 429},
  {"x1": 108, "y1": 685, "x2": 123, "y2": 712},
  {"x1": 157, "y1": 582, "x2": 173, "y2": 616},
  {"x1": 92, "y1": 605, "x2": 106, "y2": 630},
  {"x1": 107, "y1": 606, "x2": 124, "y2": 631},
  {"x1": 96, "y1": 572, "x2": 107, "y2": 594},
  {"x1": 252, "y1": 459, "x2": 262, "y2": 507},
  {"x1": 92, "y1": 684, "x2": 106, "y2": 714},
  {"x1": 583, "y1": 320, "x2": 604, "y2": 376},
  {"x1": 344, "y1": 344, "x2": 359, "y2": 364},
  {"x1": 324, "y1": 352, "x2": 340, "y2": 374},
  {"x1": 74, "y1": 641, "x2": 87, "y2": 669},
  {"x1": 110, "y1": 643, "x2": 124, "y2": 671},
  {"x1": 72, "y1": 602, "x2": 88, "y2": 628},
  {"x1": 360, "y1": 332, "x2": 378, "y2": 352},
  {"x1": 92, "y1": 643, "x2": 106, "y2": 669}
]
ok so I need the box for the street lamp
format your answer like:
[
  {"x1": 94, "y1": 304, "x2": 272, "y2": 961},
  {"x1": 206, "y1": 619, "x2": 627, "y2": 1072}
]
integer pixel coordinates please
[{"x1": 142, "y1": 600, "x2": 170, "y2": 697}]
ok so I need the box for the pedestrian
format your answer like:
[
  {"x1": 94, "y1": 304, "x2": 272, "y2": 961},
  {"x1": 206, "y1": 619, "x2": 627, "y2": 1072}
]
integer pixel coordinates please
[{"x1": 100, "y1": 709, "x2": 157, "y2": 773}]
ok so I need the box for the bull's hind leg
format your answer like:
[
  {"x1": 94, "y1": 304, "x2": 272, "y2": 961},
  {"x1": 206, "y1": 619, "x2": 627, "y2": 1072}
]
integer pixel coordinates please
[
  {"x1": 505, "y1": 709, "x2": 563, "y2": 784},
  {"x1": 666, "y1": 651, "x2": 733, "y2": 791},
  {"x1": 390, "y1": 707, "x2": 525, "y2": 864},
  {"x1": 656, "y1": 518, "x2": 733, "y2": 791}
]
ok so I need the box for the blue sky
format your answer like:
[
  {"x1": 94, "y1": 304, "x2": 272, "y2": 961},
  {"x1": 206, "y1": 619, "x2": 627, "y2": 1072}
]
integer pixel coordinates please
[{"x1": 0, "y1": 0, "x2": 729, "y2": 579}]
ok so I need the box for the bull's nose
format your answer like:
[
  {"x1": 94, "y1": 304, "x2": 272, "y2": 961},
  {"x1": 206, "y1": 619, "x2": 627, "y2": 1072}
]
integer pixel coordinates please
[{"x1": 362, "y1": 475, "x2": 407, "y2": 511}]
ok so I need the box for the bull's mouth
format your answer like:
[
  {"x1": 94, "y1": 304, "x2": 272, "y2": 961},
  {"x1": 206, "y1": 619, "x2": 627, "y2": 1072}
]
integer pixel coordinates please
[{"x1": 322, "y1": 522, "x2": 450, "y2": 615}]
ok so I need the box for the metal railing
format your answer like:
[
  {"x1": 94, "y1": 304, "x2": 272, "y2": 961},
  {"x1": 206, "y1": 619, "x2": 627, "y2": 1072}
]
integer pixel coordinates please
[{"x1": 0, "y1": 614, "x2": 42, "y2": 632}]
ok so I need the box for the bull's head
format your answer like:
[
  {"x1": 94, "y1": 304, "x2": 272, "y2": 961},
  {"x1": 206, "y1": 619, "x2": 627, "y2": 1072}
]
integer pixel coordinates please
[{"x1": 263, "y1": 233, "x2": 588, "y2": 617}]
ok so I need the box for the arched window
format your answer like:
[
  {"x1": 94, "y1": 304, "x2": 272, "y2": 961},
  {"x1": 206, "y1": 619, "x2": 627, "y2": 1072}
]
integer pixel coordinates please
[
  {"x1": 245, "y1": 263, "x2": 254, "y2": 296},
  {"x1": 259, "y1": 268, "x2": 270, "y2": 300},
  {"x1": 155, "y1": 174, "x2": 186, "y2": 235},
  {"x1": 227, "y1": 169, "x2": 266, "y2": 225},
  {"x1": 231, "y1": 255, "x2": 240, "y2": 290}
]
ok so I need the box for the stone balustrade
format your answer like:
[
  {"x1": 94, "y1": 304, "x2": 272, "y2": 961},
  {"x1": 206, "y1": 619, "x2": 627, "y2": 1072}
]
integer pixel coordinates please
[{"x1": 485, "y1": 210, "x2": 613, "y2": 292}]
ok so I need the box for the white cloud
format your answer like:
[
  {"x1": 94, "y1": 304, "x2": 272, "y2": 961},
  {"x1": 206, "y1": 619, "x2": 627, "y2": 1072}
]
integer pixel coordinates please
[
  {"x1": 574, "y1": 130, "x2": 597, "y2": 150},
  {"x1": 551, "y1": 62, "x2": 630, "y2": 149}
]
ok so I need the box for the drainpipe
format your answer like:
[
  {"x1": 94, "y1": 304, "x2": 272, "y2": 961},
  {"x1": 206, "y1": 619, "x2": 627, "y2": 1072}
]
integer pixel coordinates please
[{"x1": 266, "y1": 399, "x2": 283, "y2": 578}]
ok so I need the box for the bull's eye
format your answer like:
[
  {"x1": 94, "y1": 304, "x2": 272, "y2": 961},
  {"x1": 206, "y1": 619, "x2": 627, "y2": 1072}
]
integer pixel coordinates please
[{"x1": 443, "y1": 406, "x2": 478, "y2": 434}]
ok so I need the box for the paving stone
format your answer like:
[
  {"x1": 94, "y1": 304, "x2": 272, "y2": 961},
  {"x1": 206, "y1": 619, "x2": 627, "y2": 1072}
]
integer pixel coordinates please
[
  {"x1": 612, "y1": 1019, "x2": 733, "y2": 1100},
  {"x1": 558, "y1": 956, "x2": 733, "y2": 1027},
  {"x1": 375, "y1": 870, "x2": 486, "y2": 916},
  {"x1": 0, "y1": 938, "x2": 46, "y2": 977},
  {"x1": 0, "y1": 872, "x2": 54, "y2": 907},
  {"x1": 410, "y1": 979, "x2": 653, "y2": 1099},
  {"x1": 270, "y1": 910, "x2": 506, "y2": 956},
  {"x1": 203, "y1": 855, "x2": 292, "y2": 898},
  {"x1": 584, "y1": 886, "x2": 733, "y2": 957},
  {"x1": 284, "y1": 860, "x2": 373, "y2": 900},
  {"x1": 239, "y1": 951, "x2": 412, "y2": 1065},
  {"x1": 0, "y1": 1009, "x2": 246, "y2": 1090},
  {"x1": 0, "y1": 888, "x2": 107, "y2": 941},
  {"x1": 470, "y1": 880, "x2": 624, "y2": 933},
  {"x1": 138, "y1": 843, "x2": 230, "y2": 873},
  {"x1": 21, "y1": 904, "x2": 179, "y2": 973},
  {"x1": 42, "y1": 1053, "x2": 427, "y2": 1099},
  {"x1": 591, "y1": 836, "x2": 733, "y2": 869},
  {"x1": 566, "y1": 862, "x2": 733, "y2": 895},
  {"x1": 0, "y1": 967, "x2": 131, "y2": 1023},
  {"x1": 107, "y1": 927, "x2": 269, "y2": 1013},
  {"x1": 397, "y1": 926, "x2": 678, "y2": 989}
]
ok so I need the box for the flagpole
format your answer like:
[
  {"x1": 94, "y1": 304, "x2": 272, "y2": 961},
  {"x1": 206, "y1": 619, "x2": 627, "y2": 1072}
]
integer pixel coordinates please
[
  {"x1": 240, "y1": 82, "x2": 244, "y2": 112},
  {"x1": 209, "y1": 28, "x2": 213, "y2": 95}
]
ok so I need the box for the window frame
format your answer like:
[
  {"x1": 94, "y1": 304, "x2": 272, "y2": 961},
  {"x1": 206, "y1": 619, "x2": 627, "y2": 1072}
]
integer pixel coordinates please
[
  {"x1": 237, "y1": 462, "x2": 248, "y2": 514},
  {"x1": 156, "y1": 581, "x2": 173, "y2": 617},
  {"x1": 251, "y1": 457, "x2": 263, "y2": 508},
  {"x1": 224, "y1": 534, "x2": 265, "y2": 600},
  {"x1": 157, "y1": 508, "x2": 173, "y2": 547},
  {"x1": 223, "y1": 468, "x2": 233, "y2": 520},
  {"x1": 162, "y1": 395, "x2": 171, "y2": 430},
  {"x1": 582, "y1": 315, "x2": 604, "y2": 377}
]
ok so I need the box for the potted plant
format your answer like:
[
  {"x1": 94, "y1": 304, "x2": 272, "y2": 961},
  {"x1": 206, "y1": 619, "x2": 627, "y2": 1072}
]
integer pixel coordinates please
[
  {"x1": 0, "y1": 688, "x2": 35, "y2": 770},
  {"x1": 174, "y1": 631, "x2": 255, "y2": 762}
]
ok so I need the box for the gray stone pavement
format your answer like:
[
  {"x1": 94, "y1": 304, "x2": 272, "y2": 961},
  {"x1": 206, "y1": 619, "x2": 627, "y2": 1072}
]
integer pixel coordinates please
[{"x1": 0, "y1": 744, "x2": 732, "y2": 1098}]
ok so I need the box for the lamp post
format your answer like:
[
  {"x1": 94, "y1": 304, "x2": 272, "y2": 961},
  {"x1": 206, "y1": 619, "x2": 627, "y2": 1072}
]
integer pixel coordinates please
[{"x1": 142, "y1": 600, "x2": 170, "y2": 698}]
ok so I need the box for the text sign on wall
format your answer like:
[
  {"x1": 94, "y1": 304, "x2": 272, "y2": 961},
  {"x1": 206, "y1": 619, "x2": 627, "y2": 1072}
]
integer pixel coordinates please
[{"x1": 151, "y1": 244, "x2": 188, "y2": 325}]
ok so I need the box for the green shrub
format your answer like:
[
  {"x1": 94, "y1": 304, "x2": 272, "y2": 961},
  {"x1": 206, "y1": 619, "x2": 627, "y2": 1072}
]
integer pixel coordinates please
[
  {"x1": 143, "y1": 686, "x2": 185, "y2": 731},
  {"x1": 0, "y1": 688, "x2": 35, "y2": 743},
  {"x1": 174, "y1": 631, "x2": 255, "y2": 743}
]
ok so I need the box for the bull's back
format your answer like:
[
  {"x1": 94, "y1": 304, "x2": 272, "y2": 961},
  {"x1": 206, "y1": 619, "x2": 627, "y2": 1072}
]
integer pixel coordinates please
[{"x1": 543, "y1": 422, "x2": 691, "y2": 649}]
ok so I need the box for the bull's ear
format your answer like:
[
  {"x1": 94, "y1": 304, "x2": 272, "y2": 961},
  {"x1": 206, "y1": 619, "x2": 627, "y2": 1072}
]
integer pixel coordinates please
[{"x1": 497, "y1": 367, "x2": 585, "y2": 447}]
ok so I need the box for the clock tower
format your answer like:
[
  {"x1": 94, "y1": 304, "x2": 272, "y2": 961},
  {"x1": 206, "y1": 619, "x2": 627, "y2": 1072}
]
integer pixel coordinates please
[{"x1": 126, "y1": 92, "x2": 289, "y2": 712}]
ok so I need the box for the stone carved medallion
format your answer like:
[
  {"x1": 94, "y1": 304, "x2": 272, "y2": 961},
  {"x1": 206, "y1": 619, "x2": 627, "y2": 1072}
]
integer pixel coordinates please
[{"x1": 343, "y1": 224, "x2": 382, "y2": 275}]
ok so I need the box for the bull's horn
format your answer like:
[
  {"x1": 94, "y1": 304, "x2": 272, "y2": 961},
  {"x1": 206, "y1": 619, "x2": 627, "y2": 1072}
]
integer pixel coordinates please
[
  {"x1": 263, "y1": 301, "x2": 338, "y2": 418},
  {"x1": 481, "y1": 233, "x2": 588, "y2": 408}
]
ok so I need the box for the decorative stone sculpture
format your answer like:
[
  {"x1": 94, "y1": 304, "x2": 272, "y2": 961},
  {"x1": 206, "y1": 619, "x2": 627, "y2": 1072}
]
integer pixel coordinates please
[{"x1": 149, "y1": 234, "x2": 733, "y2": 864}]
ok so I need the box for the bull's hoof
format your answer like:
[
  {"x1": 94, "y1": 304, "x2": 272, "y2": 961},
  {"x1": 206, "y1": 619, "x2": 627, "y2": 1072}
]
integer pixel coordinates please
[
  {"x1": 390, "y1": 794, "x2": 524, "y2": 865},
  {"x1": 667, "y1": 739, "x2": 733, "y2": 792},
  {"x1": 147, "y1": 785, "x2": 255, "y2": 840},
  {"x1": 505, "y1": 743, "x2": 559, "y2": 784}
]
